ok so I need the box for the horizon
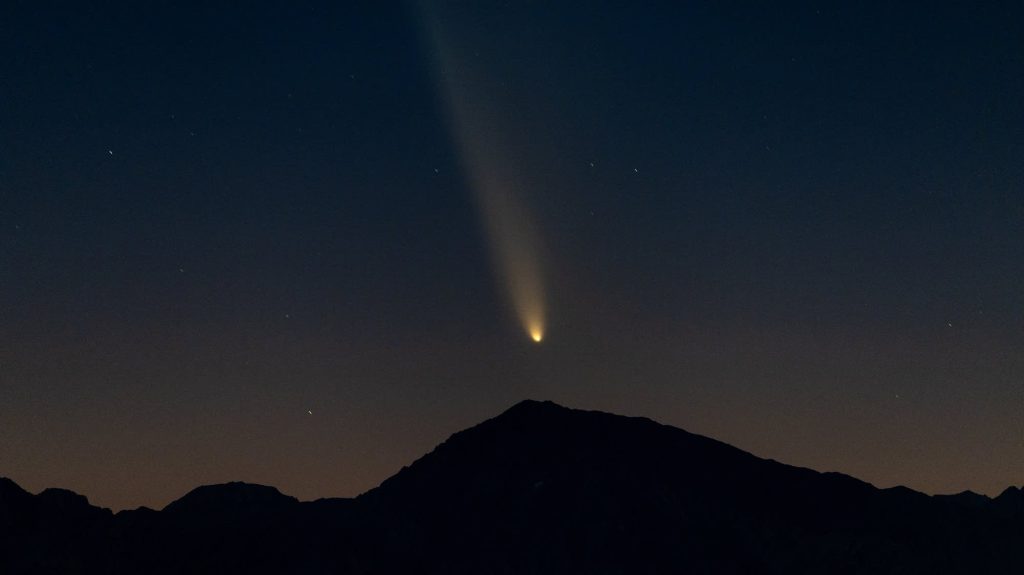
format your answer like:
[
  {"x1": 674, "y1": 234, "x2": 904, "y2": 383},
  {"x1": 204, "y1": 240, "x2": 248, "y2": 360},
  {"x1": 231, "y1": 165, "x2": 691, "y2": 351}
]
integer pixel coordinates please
[{"x1": 3, "y1": 398, "x2": 1019, "y2": 513}]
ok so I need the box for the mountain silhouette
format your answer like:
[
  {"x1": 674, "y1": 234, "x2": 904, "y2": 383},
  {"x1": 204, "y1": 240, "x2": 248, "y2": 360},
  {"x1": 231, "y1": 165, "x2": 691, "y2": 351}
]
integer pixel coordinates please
[
  {"x1": 162, "y1": 482, "x2": 298, "y2": 516},
  {"x1": 2, "y1": 399, "x2": 1023, "y2": 573}
]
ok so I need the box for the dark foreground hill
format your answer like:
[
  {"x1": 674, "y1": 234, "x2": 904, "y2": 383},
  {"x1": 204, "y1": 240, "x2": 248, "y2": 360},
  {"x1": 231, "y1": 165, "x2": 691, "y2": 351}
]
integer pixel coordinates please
[{"x1": 3, "y1": 400, "x2": 1024, "y2": 574}]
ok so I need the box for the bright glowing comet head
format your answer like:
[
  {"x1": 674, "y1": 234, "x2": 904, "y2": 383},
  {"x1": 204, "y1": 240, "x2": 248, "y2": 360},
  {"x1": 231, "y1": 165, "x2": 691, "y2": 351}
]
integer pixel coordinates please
[{"x1": 530, "y1": 326, "x2": 543, "y2": 343}]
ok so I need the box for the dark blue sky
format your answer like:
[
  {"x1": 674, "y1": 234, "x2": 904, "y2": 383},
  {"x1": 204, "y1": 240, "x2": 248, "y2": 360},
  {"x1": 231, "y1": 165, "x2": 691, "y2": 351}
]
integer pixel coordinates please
[{"x1": 2, "y1": 1, "x2": 1022, "y2": 510}]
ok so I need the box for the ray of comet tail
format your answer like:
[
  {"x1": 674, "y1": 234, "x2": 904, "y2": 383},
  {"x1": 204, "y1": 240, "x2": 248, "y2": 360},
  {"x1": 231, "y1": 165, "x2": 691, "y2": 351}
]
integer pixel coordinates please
[{"x1": 417, "y1": 5, "x2": 546, "y2": 343}]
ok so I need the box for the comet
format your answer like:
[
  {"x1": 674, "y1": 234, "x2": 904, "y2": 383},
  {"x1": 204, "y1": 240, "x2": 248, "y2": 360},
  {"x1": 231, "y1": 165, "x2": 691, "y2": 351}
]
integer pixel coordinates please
[{"x1": 418, "y1": 6, "x2": 547, "y2": 343}]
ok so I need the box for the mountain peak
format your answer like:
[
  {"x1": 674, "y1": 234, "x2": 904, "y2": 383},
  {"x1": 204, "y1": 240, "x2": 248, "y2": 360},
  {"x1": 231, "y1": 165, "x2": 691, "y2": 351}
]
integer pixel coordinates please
[
  {"x1": 997, "y1": 485, "x2": 1023, "y2": 497},
  {"x1": 499, "y1": 398, "x2": 568, "y2": 417},
  {"x1": 163, "y1": 482, "x2": 297, "y2": 515},
  {"x1": 0, "y1": 477, "x2": 29, "y2": 497},
  {"x1": 37, "y1": 488, "x2": 93, "y2": 509}
]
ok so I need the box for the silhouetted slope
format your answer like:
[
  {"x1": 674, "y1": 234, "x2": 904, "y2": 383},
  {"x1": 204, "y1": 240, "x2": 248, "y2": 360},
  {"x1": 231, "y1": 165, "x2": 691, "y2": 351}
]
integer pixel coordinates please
[
  {"x1": 359, "y1": 400, "x2": 1010, "y2": 573},
  {"x1": 112, "y1": 483, "x2": 366, "y2": 575},
  {"x1": 994, "y1": 486, "x2": 1024, "y2": 516},
  {"x1": 0, "y1": 479, "x2": 113, "y2": 573},
  {"x1": 162, "y1": 482, "x2": 298, "y2": 515},
  {"x1": 935, "y1": 490, "x2": 993, "y2": 510},
  {"x1": 2, "y1": 400, "x2": 1023, "y2": 574}
]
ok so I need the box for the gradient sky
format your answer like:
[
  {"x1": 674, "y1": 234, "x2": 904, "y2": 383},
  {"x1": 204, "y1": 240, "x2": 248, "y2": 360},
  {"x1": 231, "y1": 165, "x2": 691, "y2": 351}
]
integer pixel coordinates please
[{"x1": 2, "y1": 1, "x2": 1022, "y2": 511}]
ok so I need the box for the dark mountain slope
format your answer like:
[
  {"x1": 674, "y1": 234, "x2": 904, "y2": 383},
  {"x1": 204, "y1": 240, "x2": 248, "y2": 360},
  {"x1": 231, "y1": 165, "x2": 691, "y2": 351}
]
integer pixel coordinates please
[
  {"x1": 162, "y1": 482, "x2": 297, "y2": 515},
  {"x1": 2, "y1": 399, "x2": 1023, "y2": 573},
  {"x1": 0, "y1": 479, "x2": 113, "y2": 573},
  {"x1": 359, "y1": 400, "x2": 1014, "y2": 574}
]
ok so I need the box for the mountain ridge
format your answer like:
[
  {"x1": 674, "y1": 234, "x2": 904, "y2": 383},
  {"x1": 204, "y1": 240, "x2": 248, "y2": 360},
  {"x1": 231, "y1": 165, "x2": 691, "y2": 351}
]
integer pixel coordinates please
[{"x1": 2, "y1": 399, "x2": 1023, "y2": 574}]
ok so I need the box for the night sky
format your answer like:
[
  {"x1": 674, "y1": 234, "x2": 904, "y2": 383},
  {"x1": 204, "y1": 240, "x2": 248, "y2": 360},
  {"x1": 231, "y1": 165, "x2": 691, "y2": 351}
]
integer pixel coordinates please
[{"x1": 2, "y1": 1, "x2": 1022, "y2": 511}]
